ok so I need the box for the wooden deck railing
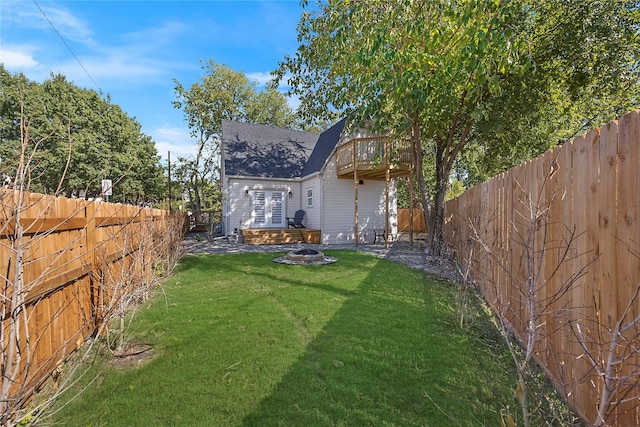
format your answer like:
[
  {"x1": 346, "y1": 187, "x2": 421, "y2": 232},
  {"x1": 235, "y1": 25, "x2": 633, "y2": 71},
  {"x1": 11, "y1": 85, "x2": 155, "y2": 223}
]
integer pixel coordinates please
[{"x1": 335, "y1": 137, "x2": 412, "y2": 180}]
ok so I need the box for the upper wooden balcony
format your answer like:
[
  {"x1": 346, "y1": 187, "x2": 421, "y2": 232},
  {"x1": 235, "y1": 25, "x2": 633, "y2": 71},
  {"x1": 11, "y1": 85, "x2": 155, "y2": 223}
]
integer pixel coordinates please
[{"x1": 335, "y1": 137, "x2": 412, "y2": 180}]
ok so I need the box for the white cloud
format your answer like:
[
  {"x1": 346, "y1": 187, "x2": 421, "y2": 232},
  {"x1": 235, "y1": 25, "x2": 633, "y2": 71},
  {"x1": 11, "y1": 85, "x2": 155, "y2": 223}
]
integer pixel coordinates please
[
  {"x1": 246, "y1": 71, "x2": 274, "y2": 87},
  {"x1": 0, "y1": 48, "x2": 39, "y2": 68},
  {"x1": 49, "y1": 20, "x2": 192, "y2": 88},
  {"x1": 41, "y1": 6, "x2": 94, "y2": 44},
  {"x1": 246, "y1": 71, "x2": 298, "y2": 90},
  {"x1": 2, "y1": 2, "x2": 181, "y2": 86},
  {"x1": 3, "y1": 1, "x2": 94, "y2": 45},
  {"x1": 245, "y1": 71, "x2": 299, "y2": 111},
  {"x1": 150, "y1": 127, "x2": 197, "y2": 162},
  {"x1": 121, "y1": 20, "x2": 186, "y2": 48},
  {"x1": 54, "y1": 54, "x2": 167, "y2": 84}
]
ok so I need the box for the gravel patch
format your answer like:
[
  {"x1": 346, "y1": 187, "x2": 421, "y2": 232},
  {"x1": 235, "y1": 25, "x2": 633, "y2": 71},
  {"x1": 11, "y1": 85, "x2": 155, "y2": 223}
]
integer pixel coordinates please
[{"x1": 181, "y1": 233, "x2": 459, "y2": 283}]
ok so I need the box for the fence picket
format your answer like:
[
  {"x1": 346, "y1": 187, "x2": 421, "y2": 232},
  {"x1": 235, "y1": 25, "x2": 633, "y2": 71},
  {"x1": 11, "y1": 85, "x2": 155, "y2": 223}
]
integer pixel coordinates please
[
  {"x1": 614, "y1": 111, "x2": 640, "y2": 426},
  {"x1": 443, "y1": 111, "x2": 640, "y2": 425},
  {"x1": 0, "y1": 191, "x2": 183, "y2": 414}
]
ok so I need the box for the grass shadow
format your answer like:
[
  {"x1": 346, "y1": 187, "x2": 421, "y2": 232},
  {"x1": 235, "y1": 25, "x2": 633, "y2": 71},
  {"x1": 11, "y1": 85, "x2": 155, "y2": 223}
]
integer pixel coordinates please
[
  {"x1": 49, "y1": 251, "x2": 515, "y2": 426},
  {"x1": 241, "y1": 254, "x2": 514, "y2": 426}
]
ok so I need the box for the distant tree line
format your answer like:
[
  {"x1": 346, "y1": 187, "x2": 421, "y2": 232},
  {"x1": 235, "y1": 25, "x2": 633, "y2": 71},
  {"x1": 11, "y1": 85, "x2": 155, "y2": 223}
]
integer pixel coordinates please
[
  {"x1": 172, "y1": 60, "x2": 298, "y2": 213},
  {"x1": 0, "y1": 65, "x2": 165, "y2": 203}
]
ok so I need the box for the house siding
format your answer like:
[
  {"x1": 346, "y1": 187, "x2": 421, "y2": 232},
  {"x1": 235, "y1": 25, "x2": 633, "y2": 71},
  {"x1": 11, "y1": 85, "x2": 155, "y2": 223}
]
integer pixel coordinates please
[
  {"x1": 221, "y1": 119, "x2": 401, "y2": 245},
  {"x1": 300, "y1": 176, "x2": 321, "y2": 229},
  {"x1": 224, "y1": 178, "x2": 299, "y2": 233},
  {"x1": 321, "y1": 156, "x2": 397, "y2": 245}
]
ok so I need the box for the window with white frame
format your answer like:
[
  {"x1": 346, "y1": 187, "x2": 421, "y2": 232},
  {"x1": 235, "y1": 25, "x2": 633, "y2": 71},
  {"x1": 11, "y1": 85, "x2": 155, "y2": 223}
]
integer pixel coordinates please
[{"x1": 306, "y1": 187, "x2": 314, "y2": 207}]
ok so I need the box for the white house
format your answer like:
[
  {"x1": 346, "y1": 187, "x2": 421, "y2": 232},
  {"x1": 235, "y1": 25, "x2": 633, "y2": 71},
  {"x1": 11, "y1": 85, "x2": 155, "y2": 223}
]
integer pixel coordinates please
[{"x1": 221, "y1": 119, "x2": 411, "y2": 245}]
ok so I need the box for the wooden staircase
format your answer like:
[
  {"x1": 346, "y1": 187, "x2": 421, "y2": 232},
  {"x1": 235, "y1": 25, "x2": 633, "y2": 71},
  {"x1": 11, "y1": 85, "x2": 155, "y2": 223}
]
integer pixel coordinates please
[{"x1": 240, "y1": 229, "x2": 321, "y2": 245}]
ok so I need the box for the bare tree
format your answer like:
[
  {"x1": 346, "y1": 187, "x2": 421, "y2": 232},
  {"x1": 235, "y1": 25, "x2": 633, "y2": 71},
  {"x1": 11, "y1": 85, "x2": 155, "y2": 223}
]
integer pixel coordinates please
[
  {"x1": 97, "y1": 207, "x2": 184, "y2": 353},
  {"x1": 1, "y1": 85, "x2": 184, "y2": 426},
  {"x1": 0, "y1": 94, "x2": 83, "y2": 424},
  {"x1": 566, "y1": 243, "x2": 640, "y2": 427},
  {"x1": 459, "y1": 167, "x2": 590, "y2": 427}
]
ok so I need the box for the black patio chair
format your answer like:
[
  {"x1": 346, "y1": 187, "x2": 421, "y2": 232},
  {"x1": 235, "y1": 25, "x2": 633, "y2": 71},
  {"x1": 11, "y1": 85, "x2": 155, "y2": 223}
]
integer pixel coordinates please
[{"x1": 287, "y1": 210, "x2": 306, "y2": 228}]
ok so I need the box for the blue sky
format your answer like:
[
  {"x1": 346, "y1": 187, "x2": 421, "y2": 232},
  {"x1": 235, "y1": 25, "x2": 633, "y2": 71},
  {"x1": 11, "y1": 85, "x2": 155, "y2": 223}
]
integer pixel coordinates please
[{"x1": 0, "y1": 0, "x2": 304, "y2": 161}]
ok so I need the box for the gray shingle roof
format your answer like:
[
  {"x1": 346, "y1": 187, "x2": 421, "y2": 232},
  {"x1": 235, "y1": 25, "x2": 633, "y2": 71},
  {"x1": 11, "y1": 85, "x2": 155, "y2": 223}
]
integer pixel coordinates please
[
  {"x1": 222, "y1": 119, "x2": 346, "y2": 179},
  {"x1": 301, "y1": 118, "x2": 346, "y2": 176}
]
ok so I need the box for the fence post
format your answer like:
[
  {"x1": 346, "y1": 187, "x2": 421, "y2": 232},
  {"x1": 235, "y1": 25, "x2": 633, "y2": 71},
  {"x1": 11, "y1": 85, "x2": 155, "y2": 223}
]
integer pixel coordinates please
[{"x1": 84, "y1": 200, "x2": 99, "y2": 331}]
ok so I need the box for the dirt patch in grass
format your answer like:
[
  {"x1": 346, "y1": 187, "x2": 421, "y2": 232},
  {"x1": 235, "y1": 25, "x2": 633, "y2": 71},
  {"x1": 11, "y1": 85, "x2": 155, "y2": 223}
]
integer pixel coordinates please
[{"x1": 110, "y1": 344, "x2": 154, "y2": 369}]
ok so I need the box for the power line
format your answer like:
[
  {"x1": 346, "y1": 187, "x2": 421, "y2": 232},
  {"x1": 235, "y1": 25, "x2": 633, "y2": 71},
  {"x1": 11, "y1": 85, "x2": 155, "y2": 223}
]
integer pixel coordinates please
[{"x1": 32, "y1": 0, "x2": 103, "y2": 95}]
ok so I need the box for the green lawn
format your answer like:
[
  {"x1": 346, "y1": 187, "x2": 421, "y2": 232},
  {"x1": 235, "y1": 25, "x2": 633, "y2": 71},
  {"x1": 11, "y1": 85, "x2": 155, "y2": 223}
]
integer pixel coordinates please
[{"x1": 52, "y1": 251, "x2": 516, "y2": 426}]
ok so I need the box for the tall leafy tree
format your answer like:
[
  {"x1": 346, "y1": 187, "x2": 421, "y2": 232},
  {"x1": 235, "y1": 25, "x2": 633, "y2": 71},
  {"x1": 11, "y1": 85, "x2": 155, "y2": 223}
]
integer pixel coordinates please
[
  {"x1": 173, "y1": 60, "x2": 297, "y2": 212},
  {"x1": 0, "y1": 66, "x2": 164, "y2": 201},
  {"x1": 246, "y1": 87, "x2": 297, "y2": 126},
  {"x1": 274, "y1": 0, "x2": 526, "y2": 254},
  {"x1": 274, "y1": 0, "x2": 640, "y2": 254},
  {"x1": 474, "y1": 0, "x2": 640, "y2": 178},
  {"x1": 0, "y1": 66, "x2": 48, "y2": 186}
]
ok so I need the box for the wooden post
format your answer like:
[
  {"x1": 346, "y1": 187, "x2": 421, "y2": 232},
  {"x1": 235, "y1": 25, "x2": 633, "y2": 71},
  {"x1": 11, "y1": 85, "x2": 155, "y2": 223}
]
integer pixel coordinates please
[
  {"x1": 385, "y1": 138, "x2": 390, "y2": 249},
  {"x1": 353, "y1": 139, "x2": 359, "y2": 247},
  {"x1": 85, "y1": 200, "x2": 99, "y2": 330},
  {"x1": 409, "y1": 174, "x2": 414, "y2": 245}
]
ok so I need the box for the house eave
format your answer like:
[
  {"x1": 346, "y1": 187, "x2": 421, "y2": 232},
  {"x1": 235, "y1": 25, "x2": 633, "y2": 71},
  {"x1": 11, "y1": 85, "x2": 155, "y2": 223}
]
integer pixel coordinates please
[
  {"x1": 225, "y1": 175, "x2": 303, "y2": 182},
  {"x1": 300, "y1": 171, "x2": 322, "y2": 181}
]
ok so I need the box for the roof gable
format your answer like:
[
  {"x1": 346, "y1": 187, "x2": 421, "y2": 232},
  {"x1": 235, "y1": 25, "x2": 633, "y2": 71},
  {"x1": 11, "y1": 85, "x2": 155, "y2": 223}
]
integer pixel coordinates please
[
  {"x1": 222, "y1": 119, "x2": 346, "y2": 180},
  {"x1": 222, "y1": 120, "x2": 319, "y2": 179},
  {"x1": 301, "y1": 118, "x2": 347, "y2": 177}
]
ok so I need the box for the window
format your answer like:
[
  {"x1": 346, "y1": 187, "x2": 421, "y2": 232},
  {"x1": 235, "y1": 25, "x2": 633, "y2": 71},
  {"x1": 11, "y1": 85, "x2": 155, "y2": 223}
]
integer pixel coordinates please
[{"x1": 306, "y1": 188, "x2": 314, "y2": 207}]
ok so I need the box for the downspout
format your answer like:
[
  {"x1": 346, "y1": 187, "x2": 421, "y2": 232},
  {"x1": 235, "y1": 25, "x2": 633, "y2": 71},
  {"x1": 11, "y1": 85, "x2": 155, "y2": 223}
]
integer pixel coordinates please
[
  {"x1": 318, "y1": 172, "x2": 325, "y2": 243},
  {"x1": 221, "y1": 177, "x2": 228, "y2": 235},
  {"x1": 221, "y1": 142, "x2": 227, "y2": 235}
]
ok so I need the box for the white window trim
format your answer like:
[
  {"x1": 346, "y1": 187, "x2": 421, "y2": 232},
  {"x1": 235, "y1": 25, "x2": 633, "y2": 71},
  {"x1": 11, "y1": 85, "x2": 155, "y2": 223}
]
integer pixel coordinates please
[{"x1": 306, "y1": 187, "x2": 314, "y2": 208}]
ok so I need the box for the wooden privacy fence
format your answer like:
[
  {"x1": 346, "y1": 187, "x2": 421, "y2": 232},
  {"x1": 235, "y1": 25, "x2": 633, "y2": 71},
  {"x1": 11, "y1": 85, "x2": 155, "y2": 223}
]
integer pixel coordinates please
[
  {"x1": 443, "y1": 111, "x2": 640, "y2": 425},
  {"x1": 397, "y1": 208, "x2": 426, "y2": 232},
  {"x1": 0, "y1": 190, "x2": 184, "y2": 414}
]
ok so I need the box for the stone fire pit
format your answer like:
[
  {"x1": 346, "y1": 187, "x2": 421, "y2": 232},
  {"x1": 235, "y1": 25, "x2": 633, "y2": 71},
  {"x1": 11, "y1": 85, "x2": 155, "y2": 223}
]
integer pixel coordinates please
[{"x1": 273, "y1": 248, "x2": 337, "y2": 265}]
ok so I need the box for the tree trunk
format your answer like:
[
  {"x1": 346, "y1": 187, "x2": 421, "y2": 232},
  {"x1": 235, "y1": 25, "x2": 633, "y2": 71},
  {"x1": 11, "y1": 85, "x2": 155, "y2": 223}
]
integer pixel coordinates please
[
  {"x1": 409, "y1": 117, "x2": 432, "y2": 236},
  {"x1": 427, "y1": 142, "x2": 448, "y2": 256},
  {"x1": 192, "y1": 175, "x2": 202, "y2": 212},
  {"x1": 409, "y1": 111, "x2": 472, "y2": 257}
]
